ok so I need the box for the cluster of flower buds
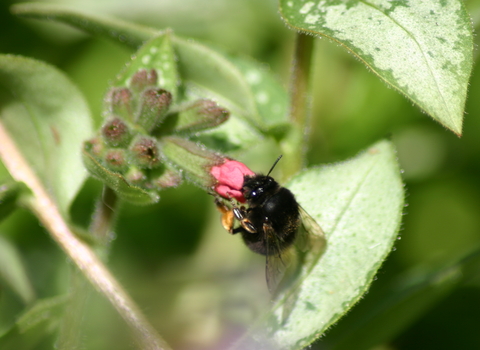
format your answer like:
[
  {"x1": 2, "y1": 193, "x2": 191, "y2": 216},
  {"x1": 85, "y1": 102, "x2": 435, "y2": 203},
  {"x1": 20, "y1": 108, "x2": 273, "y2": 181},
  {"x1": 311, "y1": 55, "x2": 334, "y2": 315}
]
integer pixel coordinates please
[{"x1": 82, "y1": 68, "x2": 235, "y2": 204}]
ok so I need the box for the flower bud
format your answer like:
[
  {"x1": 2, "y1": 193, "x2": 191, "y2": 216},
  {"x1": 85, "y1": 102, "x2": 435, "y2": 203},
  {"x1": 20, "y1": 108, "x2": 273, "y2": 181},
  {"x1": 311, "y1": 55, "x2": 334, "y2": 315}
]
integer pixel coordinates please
[
  {"x1": 83, "y1": 139, "x2": 160, "y2": 205},
  {"x1": 130, "y1": 69, "x2": 158, "y2": 93},
  {"x1": 105, "y1": 87, "x2": 134, "y2": 121},
  {"x1": 172, "y1": 99, "x2": 229, "y2": 134},
  {"x1": 136, "y1": 88, "x2": 172, "y2": 132},
  {"x1": 83, "y1": 137, "x2": 104, "y2": 158},
  {"x1": 101, "y1": 117, "x2": 132, "y2": 148},
  {"x1": 104, "y1": 149, "x2": 128, "y2": 172},
  {"x1": 125, "y1": 165, "x2": 147, "y2": 185},
  {"x1": 129, "y1": 135, "x2": 161, "y2": 169},
  {"x1": 151, "y1": 168, "x2": 183, "y2": 189}
]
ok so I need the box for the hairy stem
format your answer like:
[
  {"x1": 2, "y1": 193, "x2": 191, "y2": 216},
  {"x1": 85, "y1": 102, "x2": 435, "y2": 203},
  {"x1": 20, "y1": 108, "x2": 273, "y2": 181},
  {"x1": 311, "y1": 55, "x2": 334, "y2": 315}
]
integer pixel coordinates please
[
  {"x1": 0, "y1": 122, "x2": 170, "y2": 350},
  {"x1": 290, "y1": 33, "x2": 314, "y2": 127},
  {"x1": 90, "y1": 185, "x2": 119, "y2": 246},
  {"x1": 282, "y1": 32, "x2": 314, "y2": 178}
]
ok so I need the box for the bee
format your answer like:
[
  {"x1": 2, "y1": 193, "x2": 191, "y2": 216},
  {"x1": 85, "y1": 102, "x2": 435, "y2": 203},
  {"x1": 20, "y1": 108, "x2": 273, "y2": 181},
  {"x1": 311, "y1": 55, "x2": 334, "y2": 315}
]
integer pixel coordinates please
[{"x1": 215, "y1": 156, "x2": 325, "y2": 295}]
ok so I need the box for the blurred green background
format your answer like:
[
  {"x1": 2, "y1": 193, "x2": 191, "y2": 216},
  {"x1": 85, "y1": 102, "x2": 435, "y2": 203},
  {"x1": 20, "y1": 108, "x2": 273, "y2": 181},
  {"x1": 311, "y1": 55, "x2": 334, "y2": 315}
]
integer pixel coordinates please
[{"x1": 1, "y1": 0, "x2": 480, "y2": 349}]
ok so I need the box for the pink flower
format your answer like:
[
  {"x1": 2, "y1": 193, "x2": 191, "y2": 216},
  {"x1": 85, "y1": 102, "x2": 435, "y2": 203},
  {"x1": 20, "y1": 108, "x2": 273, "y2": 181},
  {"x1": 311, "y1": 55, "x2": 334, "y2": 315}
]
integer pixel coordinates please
[{"x1": 211, "y1": 160, "x2": 254, "y2": 203}]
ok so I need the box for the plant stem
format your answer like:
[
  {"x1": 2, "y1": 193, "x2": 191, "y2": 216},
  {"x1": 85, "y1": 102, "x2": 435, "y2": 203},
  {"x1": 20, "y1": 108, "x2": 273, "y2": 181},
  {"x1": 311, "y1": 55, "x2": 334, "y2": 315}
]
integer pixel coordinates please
[
  {"x1": 0, "y1": 122, "x2": 171, "y2": 350},
  {"x1": 290, "y1": 32, "x2": 314, "y2": 127},
  {"x1": 282, "y1": 32, "x2": 314, "y2": 178},
  {"x1": 90, "y1": 185, "x2": 118, "y2": 246}
]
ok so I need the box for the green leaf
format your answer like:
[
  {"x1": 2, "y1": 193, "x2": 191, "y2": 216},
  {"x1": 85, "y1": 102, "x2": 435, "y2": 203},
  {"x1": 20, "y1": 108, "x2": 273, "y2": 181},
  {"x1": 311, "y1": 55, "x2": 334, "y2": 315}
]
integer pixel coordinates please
[
  {"x1": 0, "y1": 55, "x2": 93, "y2": 217},
  {"x1": 279, "y1": 0, "x2": 473, "y2": 135},
  {"x1": 236, "y1": 140, "x2": 404, "y2": 349},
  {"x1": 0, "y1": 235, "x2": 35, "y2": 304},
  {"x1": 192, "y1": 114, "x2": 264, "y2": 153},
  {"x1": 0, "y1": 295, "x2": 67, "y2": 350},
  {"x1": 221, "y1": 54, "x2": 290, "y2": 129},
  {"x1": 11, "y1": 2, "x2": 157, "y2": 48}
]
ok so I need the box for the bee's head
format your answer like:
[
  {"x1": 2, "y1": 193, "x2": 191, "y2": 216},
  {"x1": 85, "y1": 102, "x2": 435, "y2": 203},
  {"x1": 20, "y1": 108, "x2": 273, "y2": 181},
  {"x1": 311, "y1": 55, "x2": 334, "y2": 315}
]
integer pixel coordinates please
[
  {"x1": 241, "y1": 155, "x2": 283, "y2": 204},
  {"x1": 242, "y1": 175, "x2": 279, "y2": 203}
]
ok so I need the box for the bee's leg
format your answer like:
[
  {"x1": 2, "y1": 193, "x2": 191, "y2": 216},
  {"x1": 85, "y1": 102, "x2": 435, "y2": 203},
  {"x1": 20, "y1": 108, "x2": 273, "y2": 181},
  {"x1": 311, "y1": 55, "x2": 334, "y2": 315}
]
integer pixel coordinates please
[
  {"x1": 232, "y1": 206, "x2": 257, "y2": 234},
  {"x1": 215, "y1": 197, "x2": 257, "y2": 234},
  {"x1": 214, "y1": 197, "x2": 235, "y2": 233}
]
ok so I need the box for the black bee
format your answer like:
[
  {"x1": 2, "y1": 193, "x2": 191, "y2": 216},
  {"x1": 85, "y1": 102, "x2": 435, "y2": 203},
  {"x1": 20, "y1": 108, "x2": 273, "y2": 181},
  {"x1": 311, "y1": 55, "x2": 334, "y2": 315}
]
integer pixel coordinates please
[{"x1": 215, "y1": 156, "x2": 325, "y2": 294}]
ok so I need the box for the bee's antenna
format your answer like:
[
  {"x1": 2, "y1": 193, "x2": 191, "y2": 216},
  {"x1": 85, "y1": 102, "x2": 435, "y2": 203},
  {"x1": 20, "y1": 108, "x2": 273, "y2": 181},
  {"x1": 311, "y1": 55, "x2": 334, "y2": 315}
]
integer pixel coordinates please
[{"x1": 267, "y1": 155, "x2": 283, "y2": 176}]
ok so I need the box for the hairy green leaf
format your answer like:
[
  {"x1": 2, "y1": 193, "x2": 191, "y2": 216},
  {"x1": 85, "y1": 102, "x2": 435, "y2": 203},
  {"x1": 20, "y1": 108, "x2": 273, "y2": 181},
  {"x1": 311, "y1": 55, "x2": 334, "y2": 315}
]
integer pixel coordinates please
[
  {"x1": 224, "y1": 54, "x2": 289, "y2": 128},
  {"x1": 11, "y1": 2, "x2": 156, "y2": 48},
  {"x1": 193, "y1": 114, "x2": 264, "y2": 153},
  {"x1": 0, "y1": 55, "x2": 93, "y2": 216},
  {"x1": 279, "y1": 0, "x2": 473, "y2": 135}
]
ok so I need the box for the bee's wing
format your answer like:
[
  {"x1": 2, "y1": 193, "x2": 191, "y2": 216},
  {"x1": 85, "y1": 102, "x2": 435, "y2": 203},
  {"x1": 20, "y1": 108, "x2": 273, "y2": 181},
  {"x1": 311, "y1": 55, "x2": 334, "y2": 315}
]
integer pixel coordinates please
[
  {"x1": 279, "y1": 208, "x2": 326, "y2": 322},
  {"x1": 264, "y1": 223, "x2": 294, "y2": 295},
  {"x1": 265, "y1": 207, "x2": 325, "y2": 296},
  {"x1": 295, "y1": 206, "x2": 326, "y2": 256}
]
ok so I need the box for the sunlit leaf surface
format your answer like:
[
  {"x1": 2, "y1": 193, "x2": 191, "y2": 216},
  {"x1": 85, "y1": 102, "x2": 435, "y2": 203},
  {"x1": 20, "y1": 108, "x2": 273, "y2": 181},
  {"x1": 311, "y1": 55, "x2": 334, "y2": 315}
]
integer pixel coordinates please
[{"x1": 280, "y1": 0, "x2": 473, "y2": 135}]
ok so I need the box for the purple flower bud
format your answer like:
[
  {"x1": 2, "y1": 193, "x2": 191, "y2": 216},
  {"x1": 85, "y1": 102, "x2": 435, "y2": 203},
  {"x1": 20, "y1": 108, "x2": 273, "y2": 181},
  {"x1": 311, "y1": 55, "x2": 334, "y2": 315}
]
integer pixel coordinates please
[
  {"x1": 101, "y1": 117, "x2": 132, "y2": 147},
  {"x1": 105, "y1": 87, "x2": 134, "y2": 121},
  {"x1": 152, "y1": 168, "x2": 183, "y2": 189},
  {"x1": 104, "y1": 149, "x2": 128, "y2": 172},
  {"x1": 83, "y1": 137, "x2": 104, "y2": 157},
  {"x1": 125, "y1": 166, "x2": 147, "y2": 185},
  {"x1": 129, "y1": 135, "x2": 161, "y2": 169},
  {"x1": 136, "y1": 88, "x2": 172, "y2": 132}
]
